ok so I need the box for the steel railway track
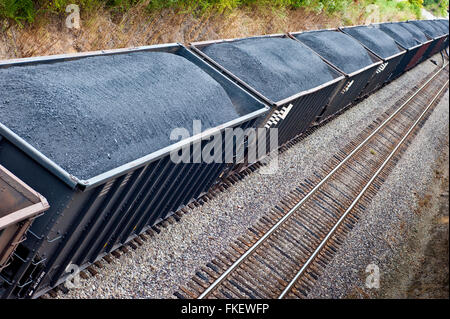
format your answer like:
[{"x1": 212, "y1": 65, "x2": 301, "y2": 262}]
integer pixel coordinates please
[{"x1": 175, "y1": 63, "x2": 449, "y2": 299}]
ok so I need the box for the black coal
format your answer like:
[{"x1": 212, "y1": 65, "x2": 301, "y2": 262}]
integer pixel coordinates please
[
  {"x1": 399, "y1": 22, "x2": 429, "y2": 43},
  {"x1": 409, "y1": 20, "x2": 442, "y2": 39},
  {"x1": 378, "y1": 23, "x2": 421, "y2": 49},
  {"x1": 0, "y1": 51, "x2": 240, "y2": 179},
  {"x1": 201, "y1": 37, "x2": 337, "y2": 102},
  {"x1": 293, "y1": 30, "x2": 374, "y2": 74},
  {"x1": 342, "y1": 26, "x2": 402, "y2": 59},
  {"x1": 429, "y1": 19, "x2": 448, "y2": 35}
]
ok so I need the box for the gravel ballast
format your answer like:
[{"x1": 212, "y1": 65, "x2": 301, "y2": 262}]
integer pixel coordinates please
[
  {"x1": 342, "y1": 26, "x2": 402, "y2": 59},
  {"x1": 50, "y1": 55, "x2": 447, "y2": 299},
  {"x1": 293, "y1": 30, "x2": 374, "y2": 74},
  {"x1": 306, "y1": 85, "x2": 449, "y2": 299},
  {"x1": 378, "y1": 23, "x2": 421, "y2": 49},
  {"x1": 0, "y1": 51, "x2": 239, "y2": 180},
  {"x1": 201, "y1": 37, "x2": 337, "y2": 102}
]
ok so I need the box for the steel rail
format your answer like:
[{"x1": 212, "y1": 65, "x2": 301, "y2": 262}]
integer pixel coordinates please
[
  {"x1": 197, "y1": 62, "x2": 448, "y2": 299},
  {"x1": 278, "y1": 77, "x2": 449, "y2": 299}
]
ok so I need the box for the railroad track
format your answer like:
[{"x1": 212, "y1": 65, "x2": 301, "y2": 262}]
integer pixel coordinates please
[{"x1": 175, "y1": 63, "x2": 449, "y2": 299}]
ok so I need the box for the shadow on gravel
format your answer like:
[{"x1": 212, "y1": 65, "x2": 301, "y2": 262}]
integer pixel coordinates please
[{"x1": 407, "y1": 190, "x2": 449, "y2": 299}]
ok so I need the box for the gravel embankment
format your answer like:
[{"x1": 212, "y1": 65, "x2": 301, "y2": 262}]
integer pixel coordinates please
[{"x1": 52, "y1": 55, "x2": 447, "y2": 299}]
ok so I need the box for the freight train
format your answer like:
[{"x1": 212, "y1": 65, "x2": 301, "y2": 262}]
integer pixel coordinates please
[{"x1": 0, "y1": 19, "x2": 448, "y2": 299}]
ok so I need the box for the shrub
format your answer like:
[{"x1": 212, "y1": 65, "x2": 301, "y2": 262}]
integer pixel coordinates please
[
  {"x1": 0, "y1": 0, "x2": 36, "y2": 24},
  {"x1": 423, "y1": 0, "x2": 449, "y2": 16},
  {"x1": 0, "y1": 0, "x2": 423, "y2": 26}
]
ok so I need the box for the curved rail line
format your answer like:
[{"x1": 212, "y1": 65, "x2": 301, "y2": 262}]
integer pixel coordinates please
[{"x1": 175, "y1": 62, "x2": 449, "y2": 299}]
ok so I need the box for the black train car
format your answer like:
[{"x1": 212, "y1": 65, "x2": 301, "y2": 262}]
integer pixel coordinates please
[
  {"x1": 340, "y1": 24, "x2": 407, "y2": 91},
  {"x1": 190, "y1": 34, "x2": 346, "y2": 146},
  {"x1": 376, "y1": 22, "x2": 427, "y2": 79},
  {"x1": 290, "y1": 29, "x2": 382, "y2": 121},
  {"x1": 0, "y1": 43, "x2": 268, "y2": 299},
  {"x1": 408, "y1": 20, "x2": 448, "y2": 57},
  {"x1": 429, "y1": 19, "x2": 449, "y2": 51},
  {"x1": 398, "y1": 21, "x2": 434, "y2": 63}
]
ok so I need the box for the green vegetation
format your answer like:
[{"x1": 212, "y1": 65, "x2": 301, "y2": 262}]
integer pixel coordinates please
[
  {"x1": 423, "y1": 0, "x2": 449, "y2": 16},
  {"x1": 0, "y1": 0, "x2": 426, "y2": 26},
  {"x1": 368, "y1": 0, "x2": 423, "y2": 18},
  {"x1": 0, "y1": 0, "x2": 35, "y2": 24}
]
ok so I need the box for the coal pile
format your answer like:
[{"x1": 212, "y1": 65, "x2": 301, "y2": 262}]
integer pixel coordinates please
[
  {"x1": 436, "y1": 19, "x2": 449, "y2": 32},
  {"x1": 200, "y1": 37, "x2": 337, "y2": 102},
  {"x1": 378, "y1": 23, "x2": 421, "y2": 49},
  {"x1": 0, "y1": 51, "x2": 240, "y2": 180},
  {"x1": 423, "y1": 20, "x2": 445, "y2": 36},
  {"x1": 399, "y1": 22, "x2": 429, "y2": 43},
  {"x1": 430, "y1": 20, "x2": 448, "y2": 35},
  {"x1": 342, "y1": 26, "x2": 402, "y2": 59},
  {"x1": 293, "y1": 30, "x2": 374, "y2": 74},
  {"x1": 409, "y1": 20, "x2": 441, "y2": 38}
]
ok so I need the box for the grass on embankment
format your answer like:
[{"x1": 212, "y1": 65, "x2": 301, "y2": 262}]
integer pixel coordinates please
[
  {"x1": 0, "y1": 0, "x2": 436, "y2": 59},
  {"x1": 1, "y1": 0, "x2": 429, "y2": 26}
]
